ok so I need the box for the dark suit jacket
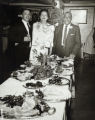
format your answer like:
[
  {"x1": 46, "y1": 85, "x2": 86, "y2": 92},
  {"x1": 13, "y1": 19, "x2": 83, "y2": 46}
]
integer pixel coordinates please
[
  {"x1": 53, "y1": 23, "x2": 81, "y2": 58},
  {"x1": 8, "y1": 21, "x2": 32, "y2": 67},
  {"x1": 9, "y1": 21, "x2": 32, "y2": 44}
]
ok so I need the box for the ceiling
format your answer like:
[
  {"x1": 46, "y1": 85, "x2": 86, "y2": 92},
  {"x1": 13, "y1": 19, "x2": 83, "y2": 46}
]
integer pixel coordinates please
[
  {"x1": 0, "y1": 0, "x2": 95, "y2": 6},
  {"x1": 0, "y1": 0, "x2": 95, "y2": 3},
  {"x1": 0, "y1": 0, "x2": 53, "y2": 4},
  {"x1": 0, "y1": 0, "x2": 53, "y2": 7}
]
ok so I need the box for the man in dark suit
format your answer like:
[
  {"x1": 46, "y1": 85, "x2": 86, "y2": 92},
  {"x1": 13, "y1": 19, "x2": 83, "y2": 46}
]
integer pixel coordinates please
[
  {"x1": 53, "y1": 11, "x2": 81, "y2": 59},
  {"x1": 8, "y1": 9, "x2": 32, "y2": 68}
]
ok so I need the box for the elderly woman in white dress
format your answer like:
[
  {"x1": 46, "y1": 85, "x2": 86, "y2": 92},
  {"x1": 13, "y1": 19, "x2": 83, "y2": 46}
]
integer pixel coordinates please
[{"x1": 29, "y1": 9, "x2": 55, "y2": 65}]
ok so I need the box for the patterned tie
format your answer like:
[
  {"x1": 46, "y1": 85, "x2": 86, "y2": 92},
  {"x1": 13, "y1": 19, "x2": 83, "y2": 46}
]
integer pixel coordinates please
[
  {"x1": 63, "y1": 25, "x2": 67, "y2": 46},
  {"x1": 27, "y1": 22, "x2": 30, "y2": 28},
  {"x1": 27, "y1": 23, "x2": 32, "y2": 47},
  {"x1": 27, "y1": 23, "x2": 31, "y2": 34}
]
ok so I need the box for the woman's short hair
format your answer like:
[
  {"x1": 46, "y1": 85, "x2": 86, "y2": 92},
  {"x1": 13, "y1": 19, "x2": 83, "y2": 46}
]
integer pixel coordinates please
[{"x1": 39, "y1": 9, "x2": 49, "y2": 18}]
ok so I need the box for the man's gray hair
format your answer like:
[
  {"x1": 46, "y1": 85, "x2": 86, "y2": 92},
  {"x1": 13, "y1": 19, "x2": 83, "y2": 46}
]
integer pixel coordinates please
[{"x1": 64, "y1": 11, "x2": 72, "y2": 19}]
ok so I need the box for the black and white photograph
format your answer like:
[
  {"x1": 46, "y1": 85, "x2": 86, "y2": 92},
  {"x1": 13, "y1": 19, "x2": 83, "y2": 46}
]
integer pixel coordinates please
[{"x1": 0, "y1": 0, "x2": 95, "y2": 120}]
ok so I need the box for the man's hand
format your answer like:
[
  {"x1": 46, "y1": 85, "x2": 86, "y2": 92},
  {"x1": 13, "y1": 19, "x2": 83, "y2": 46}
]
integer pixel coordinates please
[
  {"x1": 24, "y1": 35, "x2": 31, "y2": 42},
  {"x1": 15, "y1": 43, "x2": 19, "y2": 46}
]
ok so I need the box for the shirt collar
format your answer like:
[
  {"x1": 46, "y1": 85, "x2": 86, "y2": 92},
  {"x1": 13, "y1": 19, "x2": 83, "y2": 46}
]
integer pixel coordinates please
[
  {"x1": 64, "y1": 24, "x2": 71, "y2": 28},
  {"x1": 22, "y1": 19, "x2": 28, "y2": 25}
]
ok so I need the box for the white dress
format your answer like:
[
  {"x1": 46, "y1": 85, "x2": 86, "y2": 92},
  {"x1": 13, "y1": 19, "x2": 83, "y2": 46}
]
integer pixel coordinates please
[{"x1": 29, "y1": 22, "x2": 55, "y2": 65}]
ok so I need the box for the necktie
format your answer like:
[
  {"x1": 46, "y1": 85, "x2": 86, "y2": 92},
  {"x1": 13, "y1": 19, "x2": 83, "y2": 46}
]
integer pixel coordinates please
[
  {"x1": 27, "y1": 22, "x2": 30, "y2": 28},
  {"x1": 27, "y1": 23, "x2": 32, "y2": 47},
  {"x1": 63, "y1": 25, "x2": 67, "y2": 46},
  {"x1": 27, "y1": 23, "x2": 31, "y2": 34}
]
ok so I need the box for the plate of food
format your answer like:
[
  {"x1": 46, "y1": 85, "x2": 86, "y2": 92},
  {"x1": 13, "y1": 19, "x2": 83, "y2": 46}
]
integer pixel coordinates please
[
  {"x1": 62, "y1": 59, "x2": 74, "y2": 68},
  {"x1": 48, "y1": 75, "x2": 70, "y2": 85},
  {"x1": 30, "y1": 65, "x2": 53, "y2": 80},
  {"x1": 11, "y1": 71, "x2": 20, "y2": 77},
  {"x1": 59, "y1": 69, "x2": 73, "y2": 76},
  {"x1": 54, "y1": 65, "x2": 63, "y2": 74},
  {"x1": 16, "y1": 72, "x2": 33, "y2": 81},
  {"x1": 11, "y1": 70, "x2": 27, "y2": 77}
]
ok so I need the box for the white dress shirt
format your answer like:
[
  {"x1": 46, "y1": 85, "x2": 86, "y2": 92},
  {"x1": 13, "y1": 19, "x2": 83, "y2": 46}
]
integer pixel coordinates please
[
  {"x1": 22, "y1": 19, "x2": 30, "y2": 35},
  {"x1": 61, "y1": 24, "x2": 71, "y2": 46}
]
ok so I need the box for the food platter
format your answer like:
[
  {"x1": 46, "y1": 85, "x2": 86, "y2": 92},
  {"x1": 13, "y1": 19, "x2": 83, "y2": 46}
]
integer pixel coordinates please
[
  {"x1": 59, "y1": 69, "x2": 73, "y2": 76},
  {"x1": 0, "y1": 106, "x2": 56, "y2": 119},
  {"x1": 61, "y1": 78, "x2": 70, "y2": 85},
  {"x1": 11, "y1": 71, "x2": 33, "y2": 81},
  {"x1": 23, "y1": 84, "x2": 46, "y2": 89},
  {"x1": 23, "y1": 81, "x2": 46, "y2": 89},
  {"x1": 48, "y1": 75, "x2": 70, "y2": 86},
  {"x1": 62, "y1": 59, "x2": 74, "y2": 68}
]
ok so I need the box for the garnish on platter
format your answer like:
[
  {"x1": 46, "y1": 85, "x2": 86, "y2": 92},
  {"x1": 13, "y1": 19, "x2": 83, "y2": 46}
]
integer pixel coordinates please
[
  {"x1": 0, "y1": 95, "x2": 24, "y2": 108},
  {"x1": 23, "y1": 81, "x2": 45, "y2": 89},
  {"x1": 33, "y1": 100, "x2": 56, "y2": 115},
  {"x1": 35, "y1": 90, "x2": 44, "y2": 99},
  {"x1": 49, "y1": 75, "x2": 70, "y2": 85},
  {"x1": 55, "y1": 65, "x2": 63, "y2": 73},
  {"x1": 36, "y1": 53, "x2": 44, "y2": 64},
  {"x1": 30, "y1": 65, "x2": 53, "y2": 80},
  {"x1": 34, "y1": 90, "x2": 56, "y2": 115}
]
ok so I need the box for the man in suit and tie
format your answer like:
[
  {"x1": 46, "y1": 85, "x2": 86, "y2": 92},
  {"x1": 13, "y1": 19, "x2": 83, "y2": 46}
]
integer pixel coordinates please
[
  {"x1": 8, "y1": 9, "x2": 32, "y2": 69},
  {"x1": 53, "y1": 12, "x2": 81, "y2": 88},
  {"x1": 53, "y1": 11, "x2": 81, "y2": 59}
]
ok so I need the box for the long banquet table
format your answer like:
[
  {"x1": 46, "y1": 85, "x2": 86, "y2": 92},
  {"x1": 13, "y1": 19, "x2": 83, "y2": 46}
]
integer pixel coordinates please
[{"x1": 0, "y1": 58, "x2": 74, "y2": 120}]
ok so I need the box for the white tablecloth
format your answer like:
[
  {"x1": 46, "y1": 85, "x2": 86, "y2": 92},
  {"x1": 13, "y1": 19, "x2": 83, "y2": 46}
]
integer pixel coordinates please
[
  {"x1": 0, "y1": 58, "x2": 74, "y2": 120},
  {"x1": 0, "y1": 78, "x2": 26, "y2": 97},
  {"x1": 0, "y1": 102, "x2": 66, "y2": 120},
  {"x1": 0, "y1": 78, "x2": 70, "y2": 120}
]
